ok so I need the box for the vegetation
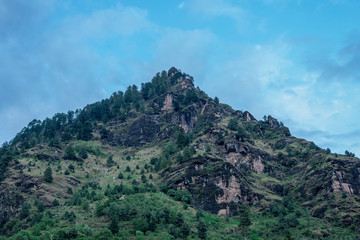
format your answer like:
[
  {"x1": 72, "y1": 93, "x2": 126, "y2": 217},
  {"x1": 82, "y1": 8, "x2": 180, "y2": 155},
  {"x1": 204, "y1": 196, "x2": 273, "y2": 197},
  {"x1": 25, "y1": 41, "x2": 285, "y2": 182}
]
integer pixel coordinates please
[{"x1": 0, "y1": 68, "x2": 359, "y2": 239}]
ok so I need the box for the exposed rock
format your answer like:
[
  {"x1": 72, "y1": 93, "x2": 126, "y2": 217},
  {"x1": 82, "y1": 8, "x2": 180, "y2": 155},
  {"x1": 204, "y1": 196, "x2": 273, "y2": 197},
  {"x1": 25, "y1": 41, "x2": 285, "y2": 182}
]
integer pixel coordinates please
[
  {"x1": 266, "y1": 115, "x2": 280, "y2": 128},
  {"x1": 66, "y1": 176, "x2": 81, "y2": 186},
  {"x1": 165, "y1": 155, "x2": 262, "y2": 215},
  {"x1": 171, "y1": 106, "x2": 198, "y2": 133},
  {"x1": 124, "y1": 115, "x2": 160, "y2": 146},
  {"x1": 243, "y1": 111, "x2": 256, "y2": 121},
  {"x1": 332, "y1": 171, "x2": 354, "y2": 195},
  {"x1": 162, "y1": 94, "x2": 173, "y2": 111},
  {"x1": 251, "y1": 157, "x2": 264, "y2": 174}
]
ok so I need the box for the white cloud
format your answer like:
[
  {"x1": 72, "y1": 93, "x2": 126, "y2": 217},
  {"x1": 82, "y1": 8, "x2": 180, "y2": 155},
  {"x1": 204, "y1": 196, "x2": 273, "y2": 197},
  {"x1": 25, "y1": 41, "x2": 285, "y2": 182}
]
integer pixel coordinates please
[
  {"x1": 184, "y1": 0, "x2": 250, "y2": 31},
  {"x1": 0, "y1": 2, "x2": 154, "y2": 143},
  {"x1": 151, "y1": 28, "x2": 216, "y2": 78}
]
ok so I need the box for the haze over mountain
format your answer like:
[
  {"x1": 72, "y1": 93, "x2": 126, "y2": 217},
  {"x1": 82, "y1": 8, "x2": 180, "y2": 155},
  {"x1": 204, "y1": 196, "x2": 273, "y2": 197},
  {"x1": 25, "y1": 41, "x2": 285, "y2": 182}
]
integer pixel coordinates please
[{"x1": 1, "y1": 0, "x2": 360, "y2": 156}]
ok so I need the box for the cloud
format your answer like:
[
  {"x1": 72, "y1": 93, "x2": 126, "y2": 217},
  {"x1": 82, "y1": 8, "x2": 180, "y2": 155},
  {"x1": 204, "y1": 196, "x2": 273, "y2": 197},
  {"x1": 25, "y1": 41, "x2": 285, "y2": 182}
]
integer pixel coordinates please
[
  {"x1": 306, "y1": 30, "x2": 360, "y2": 83},
  {"x1": 183, "y1": 0, "x2": 250, "y2": 31},
  {"x1": 0, "y1": 0, "x2": 55, "y2": 37},
  {"x1": 151, "y1": 28, "x2": 216, "y2": 78},
  {"x1": 65, "y1": 4, "x2": 153, "y2": 38},
  {"x1": 0, "y1": 2, "x2": 153, "y2": 143}
]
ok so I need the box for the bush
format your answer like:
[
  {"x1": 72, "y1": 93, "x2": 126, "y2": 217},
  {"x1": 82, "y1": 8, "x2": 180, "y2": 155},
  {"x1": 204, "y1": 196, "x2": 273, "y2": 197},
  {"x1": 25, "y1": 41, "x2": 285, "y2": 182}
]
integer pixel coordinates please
[
  {"x1": 63, "y1": 145, "x2": 76, "y2": 160},
  {"x1": 52, "y1": 199, "x2": 60, "y2": 207},
  {"x1": 44, "y1": 167, "x2": 53, "y2": 183},
  {"x1": 150, "y1": 158, "x2": 158, "y2": 165},
  {"x1": 227, "y1": 118, "x2": 238, "y2": 131}
]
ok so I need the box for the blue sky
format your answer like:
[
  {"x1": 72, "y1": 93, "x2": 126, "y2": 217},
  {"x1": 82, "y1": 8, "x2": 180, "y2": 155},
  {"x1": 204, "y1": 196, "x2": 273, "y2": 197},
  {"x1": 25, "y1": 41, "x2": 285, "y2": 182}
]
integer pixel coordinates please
[{"x1": 1, "y1": 0, "x2": 360, "y2": 155}]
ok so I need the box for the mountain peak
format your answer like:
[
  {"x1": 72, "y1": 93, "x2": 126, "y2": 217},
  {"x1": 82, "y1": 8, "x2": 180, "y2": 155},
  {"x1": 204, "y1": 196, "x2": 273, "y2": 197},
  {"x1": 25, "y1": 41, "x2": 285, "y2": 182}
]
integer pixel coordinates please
[
  {"x1": 167, "y1": 66, "x2": 179, "y2": 77},
  {"x1": 1, "y1": 68, "x2": 360, "y2": 239}
]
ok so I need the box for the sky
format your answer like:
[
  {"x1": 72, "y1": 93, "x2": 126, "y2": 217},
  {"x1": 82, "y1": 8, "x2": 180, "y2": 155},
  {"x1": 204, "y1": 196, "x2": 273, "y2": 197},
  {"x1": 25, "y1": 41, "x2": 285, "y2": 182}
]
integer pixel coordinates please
[{"x1": 1, "y1": 0, "x2": 360, "y2": 155}]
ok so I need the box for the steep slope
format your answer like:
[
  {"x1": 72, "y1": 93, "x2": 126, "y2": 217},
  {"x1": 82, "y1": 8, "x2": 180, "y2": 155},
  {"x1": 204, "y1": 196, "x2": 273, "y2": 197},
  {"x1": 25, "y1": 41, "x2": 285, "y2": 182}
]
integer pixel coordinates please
[{"x1": 0, "y1": 67, "x2": 360, "y2": 239}]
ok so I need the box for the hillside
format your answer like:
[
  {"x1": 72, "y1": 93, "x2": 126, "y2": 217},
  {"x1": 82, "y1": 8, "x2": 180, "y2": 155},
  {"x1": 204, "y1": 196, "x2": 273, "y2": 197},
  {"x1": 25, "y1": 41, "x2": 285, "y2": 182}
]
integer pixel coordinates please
[{"x1": 1, "y1": 67, "x2": 360, "y2": 240}]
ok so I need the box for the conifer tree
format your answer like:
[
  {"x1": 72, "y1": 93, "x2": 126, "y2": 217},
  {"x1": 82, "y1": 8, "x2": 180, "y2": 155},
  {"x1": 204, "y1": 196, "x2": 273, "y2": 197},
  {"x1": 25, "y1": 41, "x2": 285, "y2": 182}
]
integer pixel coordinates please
[
  {"x1": 44, "y1": 167, "x2": 53, "y2": 183},
  {"x1": 238, "y1": 205, "x2": 252, "y2": 240}
]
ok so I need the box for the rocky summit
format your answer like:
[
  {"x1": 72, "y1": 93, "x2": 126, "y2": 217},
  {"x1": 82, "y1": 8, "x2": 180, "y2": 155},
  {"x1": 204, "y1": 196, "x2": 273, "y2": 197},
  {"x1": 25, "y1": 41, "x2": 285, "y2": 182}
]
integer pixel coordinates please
[{"x1": 1, "y1": 67, "x2": 360, "y2": 239}]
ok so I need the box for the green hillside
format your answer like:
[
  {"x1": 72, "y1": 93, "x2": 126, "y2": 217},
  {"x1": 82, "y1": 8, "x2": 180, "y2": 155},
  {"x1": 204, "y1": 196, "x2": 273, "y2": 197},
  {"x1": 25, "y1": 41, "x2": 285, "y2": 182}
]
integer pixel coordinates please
[{"x1": 0, "y1": 68, "x2": 359, "y2": 240}]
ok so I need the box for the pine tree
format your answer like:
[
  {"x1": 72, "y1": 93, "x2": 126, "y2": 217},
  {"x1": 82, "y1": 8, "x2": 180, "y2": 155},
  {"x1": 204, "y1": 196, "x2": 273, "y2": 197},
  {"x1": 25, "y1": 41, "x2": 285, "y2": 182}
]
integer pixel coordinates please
[
  {"x1": 44, "y1": 167, "x2": 53, "y2": 183},
  {"x1": 238, "y1": 205, "x2": 252, "y2": 240},
  {"x1": 109, "y1": 216, "x2": 119, "y2": 234},
  {"x1": 64, "y1": 145, "x2": 76, "y2": 160},
  {"x1": 197, "y1": 219, "x2": 207, "y2": 239}
]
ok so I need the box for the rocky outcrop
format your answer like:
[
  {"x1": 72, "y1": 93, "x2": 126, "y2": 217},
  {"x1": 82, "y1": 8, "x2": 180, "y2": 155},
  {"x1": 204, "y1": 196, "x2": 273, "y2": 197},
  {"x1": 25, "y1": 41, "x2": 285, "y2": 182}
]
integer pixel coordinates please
[
  {"x1": 164, "y1": 155, "x2": 262, "y2": 215},
  {"x1": 266, "y1": 115, "x2": 280, "y2": 128},
  {"x1": 171, "y1": 106, "x2": 198, "y2": 133},
  {"x1": 243, "y1": 111, "x2": 256, "y2": 121},
  {"x1": 123, "y1": 115, "x2": 160, "y2": 146}
]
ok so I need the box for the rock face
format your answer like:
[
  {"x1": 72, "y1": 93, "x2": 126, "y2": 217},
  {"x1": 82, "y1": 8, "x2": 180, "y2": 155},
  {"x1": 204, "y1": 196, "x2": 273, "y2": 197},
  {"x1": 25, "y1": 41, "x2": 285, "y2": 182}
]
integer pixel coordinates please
[
  {"x1": 123, "y1": 115, "x2": 160, "y2": 146},
  {"x1": 165, "y1": 155, "x2": 261, "y2": 215}
]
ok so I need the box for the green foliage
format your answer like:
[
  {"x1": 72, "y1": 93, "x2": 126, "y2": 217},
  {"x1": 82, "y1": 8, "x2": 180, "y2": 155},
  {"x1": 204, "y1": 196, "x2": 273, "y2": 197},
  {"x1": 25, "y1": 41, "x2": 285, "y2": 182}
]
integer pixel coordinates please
[
  {"x1": 345, "y1": 150, "x2": 355, "y2": 157},
  {"x1": 184, "y1": 89, "x2": 198, "y2": 105},
  {"x1": 176, "y1": 130, "x2": 191, "y2": 149},
  {"x1": 63, "y1": 211, "x2": 76, "y2": 222},
  {"x1": 78, "y1": 147, "x2": 88, "y2": 159},
  {"x1": 64, "y1": 145, "x2": 76, "y2": 160},
  {"x1": 227, "y1": 118, "x2": 239, "y2": 131},
  {"x1": 95, "y1": 228, "x2": 113, "y2": 240},
  {"x1": 164, "y1": 141, "x2": 176, "y2": 156},
  {"x1": 238, "y1": 204, "x2": 252, "y2": 238},
  {"x1": 167, "y1": 189, "x2": 192, "y2": 204},
  {"x1": 52, "y1": 199, "x2": 60, "y2": 207},
  {"x1": 43, "y1": 167, "x2": 53, "y2": 183},
  {"x1": 197, "y1": 219, "x2": 207, "y2": 239},
  {"x1": 19, "y1": 203, "x2": 31, "y2": 219},
  {"x1": 73, "y1": 141, "x2": 102, "y2": 156},
  {"x1": 34, "y1": 200, "x2": 45, "y2": 212},
  {"x1": 68, "y1": 164, "x2": 75, "y2": 172},
  {"x1": 150, "y1": 157, "x2": 158, "y2": 165},
  {"x1": 106, "y1": 155, "x2": 115, "y2": 167},
  {"x1": 109, "y1": 216, "x2": 119, "y2": 234}
]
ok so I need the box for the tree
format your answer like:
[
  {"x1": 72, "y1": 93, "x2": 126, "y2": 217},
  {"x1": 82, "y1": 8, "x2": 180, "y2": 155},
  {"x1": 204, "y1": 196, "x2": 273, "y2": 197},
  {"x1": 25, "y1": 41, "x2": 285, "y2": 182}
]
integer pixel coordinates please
[
  {"x1": 20, "y1": 202, "x2": 31, "y2": 219},
  {"x1": 197, "y1": 219, "x2": 207, "y2": 239},
  {"x1": 78, "y1": 147, "x2": 88, "y2": 159},
  {"x1": 44, "y1": 167, "x2": 53, "y2": 183},
  {"x1": 141, "y1": 174, "x2": 147, "y2": 183},
  {"x1": 64, "y1": 145, "x2": 76, "y2": 160},
  {"x1": 227, "y1": 118, "x2": 238, "y2": 131},
  {"x1": 109, "y1": 216, "x2": 119, "y2": 234},
  {"x1": 52, "y1": 199, "x2": 60, "y2": 207},
  {"x1": 106, "y1": 155, "x2": 115, "y2": 167},
  {"x1": 238, "y1": 205, "x2": 251, "y2": 240},
  {"x1": 214, "y1": 96, "x2": 219, "y2": 104},
  {"x1": 180, "y1": 222, "x2": 190, "y2": 238}
]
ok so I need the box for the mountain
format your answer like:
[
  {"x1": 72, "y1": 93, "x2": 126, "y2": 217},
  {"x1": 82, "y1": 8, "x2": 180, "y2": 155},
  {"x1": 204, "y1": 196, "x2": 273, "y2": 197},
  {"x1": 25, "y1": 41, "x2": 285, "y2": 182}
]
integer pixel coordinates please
[{"x1": 1, "y1": 67, "x2": 360, "y2": 239}]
